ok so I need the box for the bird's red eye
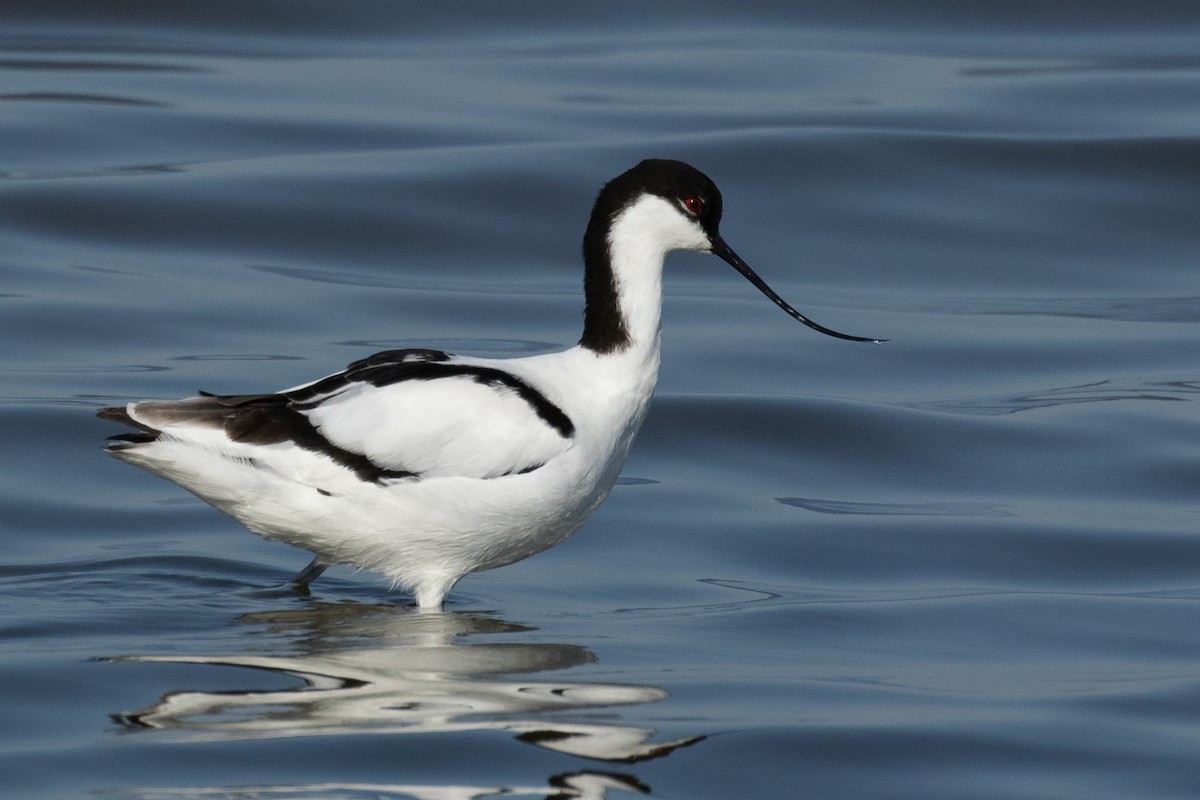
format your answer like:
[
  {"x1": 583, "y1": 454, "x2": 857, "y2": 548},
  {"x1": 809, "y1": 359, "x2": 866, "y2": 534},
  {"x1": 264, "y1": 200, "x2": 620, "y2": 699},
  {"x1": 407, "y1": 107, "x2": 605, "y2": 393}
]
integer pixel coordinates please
[{"x1": 683, "y1": 196, "x2": 704, "y2": 215}]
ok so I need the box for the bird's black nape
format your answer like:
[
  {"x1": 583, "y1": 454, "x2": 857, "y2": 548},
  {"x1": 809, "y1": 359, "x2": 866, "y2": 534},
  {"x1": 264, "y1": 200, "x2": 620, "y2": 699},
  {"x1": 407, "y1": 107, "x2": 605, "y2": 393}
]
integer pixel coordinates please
[{"x1": 579, "y1": 160, "x2": 725, "y2": 353}]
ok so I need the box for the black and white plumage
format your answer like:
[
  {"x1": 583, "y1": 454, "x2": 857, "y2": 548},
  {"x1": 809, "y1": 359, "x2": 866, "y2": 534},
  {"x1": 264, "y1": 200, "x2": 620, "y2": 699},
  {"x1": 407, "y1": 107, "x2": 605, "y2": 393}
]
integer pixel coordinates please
[{"x1": 99, "y1": 159, "x2": 879, "y2": 609}]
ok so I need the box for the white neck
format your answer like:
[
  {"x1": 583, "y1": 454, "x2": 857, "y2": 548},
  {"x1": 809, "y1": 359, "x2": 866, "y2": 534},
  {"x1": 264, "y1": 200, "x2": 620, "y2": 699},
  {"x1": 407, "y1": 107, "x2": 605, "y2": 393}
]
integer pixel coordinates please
[{"x1": 603, "y1": 194, "x2": 709, "y2": 357}]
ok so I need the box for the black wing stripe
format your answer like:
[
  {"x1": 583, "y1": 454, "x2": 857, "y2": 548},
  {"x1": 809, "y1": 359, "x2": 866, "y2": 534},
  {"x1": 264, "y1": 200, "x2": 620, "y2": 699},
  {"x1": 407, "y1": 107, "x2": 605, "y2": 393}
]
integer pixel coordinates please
[
  {"x1": 286, "y1": 354, "x2": 576, "y2": 440},
  {"x1": 221, "y1": 396, "x2": 417, "y2": 483},
  {"x1": 357, "y1": 363, "x2": 575, "y2": 439}
]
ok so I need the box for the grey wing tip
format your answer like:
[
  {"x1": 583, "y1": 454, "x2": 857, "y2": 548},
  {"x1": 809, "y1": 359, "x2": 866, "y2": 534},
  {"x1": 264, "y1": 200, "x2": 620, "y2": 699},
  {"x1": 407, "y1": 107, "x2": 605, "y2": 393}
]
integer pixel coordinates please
[
  {"x1": 105, "y1": 431, "x2": 159, "y2": 451},
  {"x1": 97, "y1": 405, "x2": 134, "y2": 425},
  {"x1": 97, "y1": 404, "x2": 161, "y2": 448}
]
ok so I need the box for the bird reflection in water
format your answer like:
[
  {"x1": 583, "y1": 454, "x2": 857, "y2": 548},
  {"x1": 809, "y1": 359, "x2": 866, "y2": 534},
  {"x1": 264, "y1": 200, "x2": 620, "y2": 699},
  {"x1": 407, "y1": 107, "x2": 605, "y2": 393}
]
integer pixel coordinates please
[{"x1": 107, "y1": 602, "x2": 702, "y2": 799}]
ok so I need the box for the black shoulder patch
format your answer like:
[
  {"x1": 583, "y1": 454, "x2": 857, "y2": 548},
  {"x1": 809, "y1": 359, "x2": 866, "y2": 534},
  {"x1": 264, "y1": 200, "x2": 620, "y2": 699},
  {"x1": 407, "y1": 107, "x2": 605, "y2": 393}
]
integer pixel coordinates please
[
  {"x1": 345, "y1": 348, "x2": 450, "y2": 370},
  {"x1": 283, "y1": 348, "x2": 450, "y2": 406}
]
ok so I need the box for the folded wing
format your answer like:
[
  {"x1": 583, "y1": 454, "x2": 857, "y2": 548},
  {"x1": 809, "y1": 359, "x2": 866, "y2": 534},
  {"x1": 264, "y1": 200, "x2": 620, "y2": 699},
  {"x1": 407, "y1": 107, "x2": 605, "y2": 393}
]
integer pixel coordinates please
[{"x1": 104, "y1": 349, "x2": 575, "y2": 483}]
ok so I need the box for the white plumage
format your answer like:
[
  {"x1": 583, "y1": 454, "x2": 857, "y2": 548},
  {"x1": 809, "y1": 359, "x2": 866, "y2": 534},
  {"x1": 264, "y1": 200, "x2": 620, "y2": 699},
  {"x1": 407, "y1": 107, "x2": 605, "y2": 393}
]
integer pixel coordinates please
[{"x1": 100, "y1": 160, "x2": 878, "y2": 608}]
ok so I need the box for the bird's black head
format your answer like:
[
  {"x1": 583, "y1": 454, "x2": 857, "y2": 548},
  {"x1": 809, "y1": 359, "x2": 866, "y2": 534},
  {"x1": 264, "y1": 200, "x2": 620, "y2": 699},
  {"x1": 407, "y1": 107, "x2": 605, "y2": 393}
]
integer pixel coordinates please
[
  {"x1": 585, "y1": 159, "x2": 724, "y2": 251},
  {"x1": 580, "y1": 158, "x2": 884, "y2": 352}
]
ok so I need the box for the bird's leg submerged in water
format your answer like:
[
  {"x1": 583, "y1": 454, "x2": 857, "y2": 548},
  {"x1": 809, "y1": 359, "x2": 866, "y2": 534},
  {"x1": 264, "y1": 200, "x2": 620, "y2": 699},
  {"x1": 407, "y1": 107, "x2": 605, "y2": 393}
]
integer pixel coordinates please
[{"x1": 291, "y1": 557, "x2": 330, "y2": 590}]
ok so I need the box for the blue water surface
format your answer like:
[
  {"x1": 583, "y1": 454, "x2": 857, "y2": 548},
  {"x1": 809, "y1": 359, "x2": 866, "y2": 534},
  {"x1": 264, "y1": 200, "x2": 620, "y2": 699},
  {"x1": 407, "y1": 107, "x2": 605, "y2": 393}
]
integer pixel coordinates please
[{"x1": 2, "y1": 3, "x2": 1199, "y2": 798}]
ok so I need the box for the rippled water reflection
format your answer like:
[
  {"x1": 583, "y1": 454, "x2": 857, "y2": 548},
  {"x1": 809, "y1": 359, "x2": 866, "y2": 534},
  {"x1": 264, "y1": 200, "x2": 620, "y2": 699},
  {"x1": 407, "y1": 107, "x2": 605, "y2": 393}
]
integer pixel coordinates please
[{"x1": 110, "y1": 605, "x2": 701, "y2": 766}]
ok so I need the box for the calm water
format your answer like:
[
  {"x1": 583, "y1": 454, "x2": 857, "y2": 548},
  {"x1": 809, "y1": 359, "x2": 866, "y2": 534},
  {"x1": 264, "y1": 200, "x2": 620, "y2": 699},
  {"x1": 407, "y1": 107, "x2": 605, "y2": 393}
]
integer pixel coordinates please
[{"x1": 3, "y1": 3, "x2": 1199, "y2": 798}]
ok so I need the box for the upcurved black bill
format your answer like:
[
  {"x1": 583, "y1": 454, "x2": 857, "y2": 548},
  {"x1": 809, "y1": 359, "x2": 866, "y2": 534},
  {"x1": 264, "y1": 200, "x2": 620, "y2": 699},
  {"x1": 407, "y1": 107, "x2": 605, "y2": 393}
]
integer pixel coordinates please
[{"x1": 711, "y1": 237, "x2": 884, "y2": 343}]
